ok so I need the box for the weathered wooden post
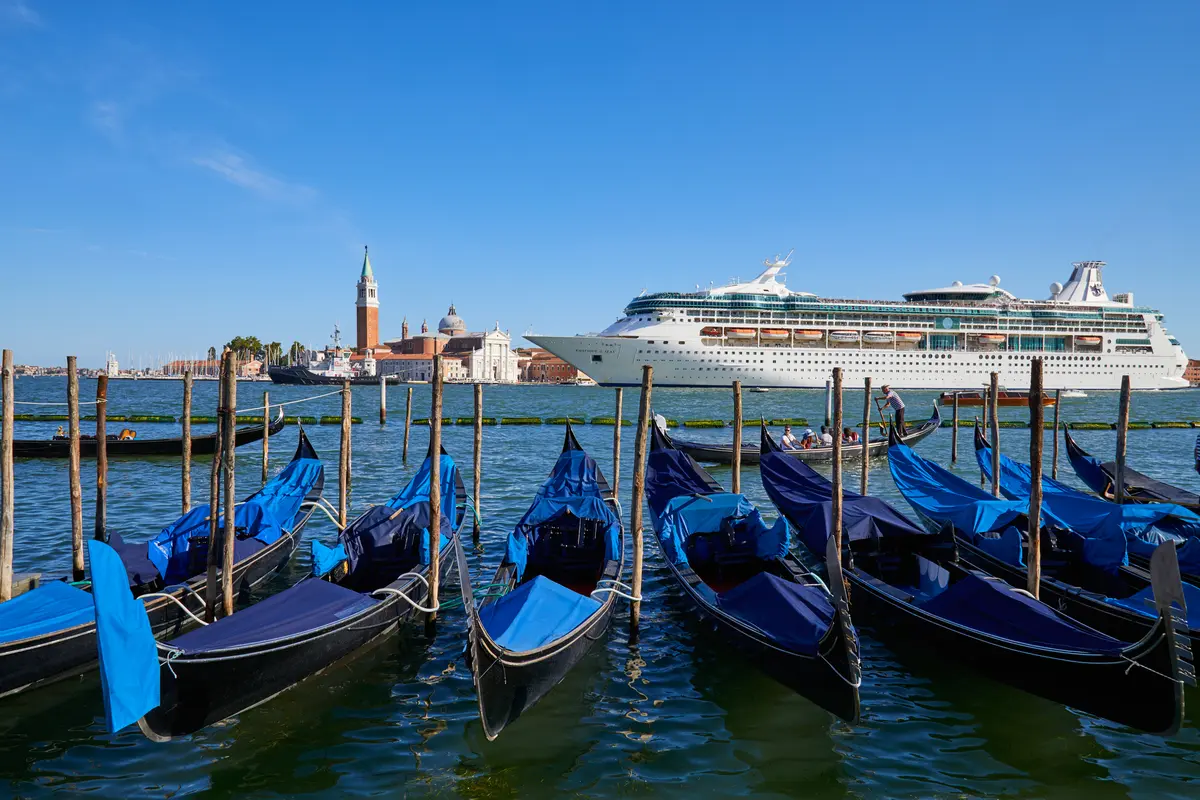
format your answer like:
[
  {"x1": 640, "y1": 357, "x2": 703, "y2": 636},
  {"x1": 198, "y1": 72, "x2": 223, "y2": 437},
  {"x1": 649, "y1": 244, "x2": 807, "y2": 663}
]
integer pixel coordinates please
[
  {"x1": 428, "y1": 355, "x2": 444, "y2": 626},
  {"x1": 473, "y1": 381, "x2": 483, "y2": 542},
  {"x1": 220, "y1": 352, "x2": 238, "y2": 617},
  {"x1": 379, "y1": 373, "x2": 387, "y2": 425},
  {"x1": 1027, "y1": 358, "x2": 1044, "y2": 599},
  {"x1": 402, "y1": 386, "x2": 413, "y2": 462},
  {"x1": 1051, "y1": 388, "x2": 1061, "y2": 480},
  {"x1": 0, "y1": 349, "x2": 13, "y2": 601},
  {"x1": 860, "y1": 377, "x2": 871, "y2": 495},
  {"x1": 612, "y1": 387, "x2": 623, "y2": 506},
  {"x1": 951, "y1": 391, "x2": 959, "y2": 464},
  {"x1": 68, "y1": 356, "x2": 84, "y2": 582},
  {"x1": 94, "y1": 374, "x2": 108, "y2": 540},
  {"x1": 261, "y1": 390, "x2": 270, "y2": 485},
  {"x1": 204, "y1": 354, "x2": 226, "y2": 622},
  {"x1": 824, "y1": 379, "x2": 833, "y2": 427},
  {"x1": 989, "y1": 371, "x2": 1001, "y2": 498},
  {"x1": 731, "y1": 381, "x2": 743, "y2": 494},
  {"x1": 832, "y1": 368, "x2": 844, "y2": 553},
  {"x1": 630, "y1": 365, "x2": 653, "y2": 631},
  {"x1": 339, "y1": 379, "x2": 351, "y2": 528},
  {"x1": 182, "y1": 370, "x2": 192, "y2": 513},
  {"x1": 1115, "y1": 375, "x2": 1131, "y2": 503}
]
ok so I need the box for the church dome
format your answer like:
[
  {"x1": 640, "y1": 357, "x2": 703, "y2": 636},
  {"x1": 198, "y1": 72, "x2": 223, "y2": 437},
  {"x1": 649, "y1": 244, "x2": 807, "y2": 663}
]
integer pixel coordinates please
[{"x1": 438, "y1": 304, "x2": 467, "y2": 335}]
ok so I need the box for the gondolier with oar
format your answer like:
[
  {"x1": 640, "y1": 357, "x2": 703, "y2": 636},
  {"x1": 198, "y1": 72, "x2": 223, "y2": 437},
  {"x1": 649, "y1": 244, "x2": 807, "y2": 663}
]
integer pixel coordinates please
[{"x1": 878, "y1": 384, "x2": 907, "y2": 436}]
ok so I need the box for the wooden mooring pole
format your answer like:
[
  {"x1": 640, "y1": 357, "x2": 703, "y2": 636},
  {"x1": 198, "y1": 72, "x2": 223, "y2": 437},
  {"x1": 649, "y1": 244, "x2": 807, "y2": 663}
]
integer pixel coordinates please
[
  {"x1": 68, "y1": 356, "x2": 84, "y2": 582},
  {"x1": 612, "y1": 387, "x2": 623, "y2": 506},
  {"x1": 731, "y1": 381, "x2": 742, "y2": 494},
  {"x1": 220, "y1": 352, "x2": 238, "y2": 617},
  {"x1": 1115, "y1": 375, "x2": 1131, "y2": 503},
  {"x1": 630, "y1": 365, "x2": 653, "y2": 632},
  {"x1": 379, "y1": 373, "x2": 387, "y2": 425},
  {"x1": 402, "y1": 386, "x2": 412, "y2": 462},
  {"x1": 182, "y1": 371, "x2": 192, "y2": 513},
  {"x1": 473, "y1": 382, "x2": 482, "y2": 542},
  {"x1": 989, "y1": 372, "x2": 1001, "y2": 498},
  {"x1": 860, "y1": 377, "x2": 871, "y2": 495},
  {"x1": 261, "y1": 390, "x2": 270, "y2": 485},
  {"x1": 204, "y1": 353, "x2": 226, "y2": 622},
  {"x1": 428, "y1": 355, "x2": 444, "y2": 626},
  {"x1": 1027, "y1": 358, "x2": 1044, "y2": 599},
  {"x1": 824, "y1": 379, "x2": 833, "y2": 428},
  {"x1": 340, "y1": 379, "x2": 351, "y2": 528},
  {"x1": 94, "y1": 374, "x2": 108, "y2": 540},
  {"x1": 950, "y1": 391, "x2": 959, "y2": 465},
  {"x1": 832, "y1": 368, "x2": 844, "y2": 553},
  {"x1": 0, "y1": 349, "x2": 13, "y2": 601},
  {"x1": 1051, "y1": 388, "x2": 1061, "y2": 480}
]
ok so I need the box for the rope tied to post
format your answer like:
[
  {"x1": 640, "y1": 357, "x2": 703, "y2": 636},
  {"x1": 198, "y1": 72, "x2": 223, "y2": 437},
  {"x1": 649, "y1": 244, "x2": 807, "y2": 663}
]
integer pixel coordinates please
[{"x1": 9, "y1": 398, "x2": 106, "y2": 406}]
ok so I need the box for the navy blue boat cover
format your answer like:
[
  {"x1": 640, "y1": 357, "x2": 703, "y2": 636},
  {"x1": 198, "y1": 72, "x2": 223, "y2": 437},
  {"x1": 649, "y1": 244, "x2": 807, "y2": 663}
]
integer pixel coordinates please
[
  {"x1": 478, "y1": 575, "x2": 602, "y2": 651},
  {"x1": 1068, "y1": 434, "x2": 1200, "y2": 508},
  {"x1": 646, "y1": 429, "x2": 721, "y2": 523},
  {"x1": 715, "y1": 572, "x2": 834, "y2": 656},
  {"x1": 505, "y1": 445, "x2": 620, "y2": 581},
  {"x1": 0, "y1": 580, "x2": 95, "y2": 645},
  {"x1": 88, "y1": 540, "x2": 160, "y2": 733},
  {"x1": 381, "y1": 453, "x2": 460, "y2": 566}
]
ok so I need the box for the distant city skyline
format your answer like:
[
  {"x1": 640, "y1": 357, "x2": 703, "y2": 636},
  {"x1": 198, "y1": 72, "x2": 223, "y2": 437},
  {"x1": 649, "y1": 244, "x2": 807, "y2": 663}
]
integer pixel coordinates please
[{"x1": 2, "y1": 2, "x2": 1199, "y2": 368}]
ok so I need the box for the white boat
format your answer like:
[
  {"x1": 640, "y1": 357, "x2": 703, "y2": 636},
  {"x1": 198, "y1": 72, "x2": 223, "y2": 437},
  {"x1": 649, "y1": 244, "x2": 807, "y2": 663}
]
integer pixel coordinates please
[
  {"x1": 863, "y1": 331, "x2": 894, "y2": 344},
  {"x1": 760, "y1": 328, "x2": 791, "y2": 341},
  {"x1": 1061, "y1": 390, "x2": 1088, "y2": 398},
  {"x1": 528, "y1": 255, "x2": 1188, "y2": 390}
]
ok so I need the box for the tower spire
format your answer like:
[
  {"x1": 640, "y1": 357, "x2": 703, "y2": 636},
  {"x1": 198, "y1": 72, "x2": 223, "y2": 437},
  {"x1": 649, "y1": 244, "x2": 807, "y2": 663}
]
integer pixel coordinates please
[{"x1": 361, "y1": 245, "x2": 374, "y2": 279}]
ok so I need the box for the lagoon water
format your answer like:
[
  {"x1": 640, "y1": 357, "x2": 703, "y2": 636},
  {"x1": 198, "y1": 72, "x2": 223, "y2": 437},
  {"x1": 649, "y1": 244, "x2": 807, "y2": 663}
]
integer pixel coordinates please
[{"x1": 2, "y1": 378, "x2": 1200, "y2": 799}]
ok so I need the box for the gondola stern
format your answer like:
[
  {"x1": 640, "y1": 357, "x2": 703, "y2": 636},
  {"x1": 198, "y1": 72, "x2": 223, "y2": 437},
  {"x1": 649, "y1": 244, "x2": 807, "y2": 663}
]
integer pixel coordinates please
[{"x1": 1150, "y1": 541, "x2": 1197, "y2": 690}]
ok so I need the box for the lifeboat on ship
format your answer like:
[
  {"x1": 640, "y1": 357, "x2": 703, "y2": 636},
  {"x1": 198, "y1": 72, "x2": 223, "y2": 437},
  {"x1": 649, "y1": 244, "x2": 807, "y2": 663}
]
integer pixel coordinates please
[
  {"x1": 794, "y1": 330, "x2": 823, "y2": 341},
  {"x1": 700, "y1": 326, "x2": 723, "y2": 338},
  {"x1": 760, "y1": 328, "x2": 791, "y2": 341},
  {"x1": 829, "y1": 330, "x2": 860, "y2": 344},
  {"x1": 1076, "y1": 335, "x2": 1103, "y2": 345},
  {"x1": 978, "y1": 334, "x2": 1006, "y2": 345},
  {"x1": 863, "y1": 331, "x2": 894, "y2": 344},
  {"x1": 725, "y1": 327, "x2": 756, "y2": 339},
  {"x1": 895, "y1": 332, "x2": 922, "y2": 343}
]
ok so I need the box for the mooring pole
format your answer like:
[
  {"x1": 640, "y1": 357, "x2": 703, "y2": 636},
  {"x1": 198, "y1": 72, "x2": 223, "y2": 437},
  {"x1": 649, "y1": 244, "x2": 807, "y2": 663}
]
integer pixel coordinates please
[
  {"x1": 261, "y1": 390, "x2": 270, "y2": 485},
  {"x1": 630, "y1": 365, "x2": 653, "y2": 632},
  {"x1": 951, "y1": 391, "x2": 959, "y2": 465},
  {"x1": 204, "y1": 353, "x2": 226, "y2": 622},
  {"x1": 1052, "y1": 388, "x2": 1061, "y2": 480},
  {"x1": 824, "y1": 379, "x2": 833, "y2": 428},
  {"x1": 340, "y1": 379, "x2": 351, "y2": 528},
  {"x1": 182, "y1": 370, "x2": 192, "y2": 513},
  {"x1": 379, "y1": 373, "x2": 387, "y2": 425},
  {"x1": 67, "y1": 356, "x2": 84, "y2": 582},
  {"x1": 731, "y1": 380, "x2": 743, "y2": 494},
  {"x1": 220, "y1": 352, "x2": 238, "y2": 617},
  {"x1": 427, "y1": 355, "x2": 444, "y2": 626},
  {"x1": 612, "y1": 387, "x2": 623, "y2": 506},
  {"x1": 1027, "y1": 358, "x2": 1044, "y2": 599},
  {"x1": 0, "y1": 349, "x2": 13, "y2": 601},
  {"x1": 832, "y1": 368, "x2": 844, "y2": 553},
  {"x1": 94, "y1": 374, "x2": 108, "y2": 541},
  {"x1": 402, "y1": 386, "x2": 412, "y2": 462},
  {"x1": 473, "y1": 381, "x2": 483, "y2": 542},
  {"x1": 989, "y1": 371, "x2": 1001, "y2": 498},
  {"x1": 860, "y1": 377, "x2": 871, "y2": 495},
  {"x1": 1115, "y1": 374, "x2": 1131, "y2": 503}
]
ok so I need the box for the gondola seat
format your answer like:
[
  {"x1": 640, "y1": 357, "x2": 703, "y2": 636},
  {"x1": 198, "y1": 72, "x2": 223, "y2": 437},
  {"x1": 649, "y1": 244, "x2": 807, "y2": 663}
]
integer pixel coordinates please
[
  {"x1": 169, "y1": 579, "x2": 378, "y2": 652},
  {"x1": 478, "y1": 576, "x2": 601, "y2": 652},
  {"x1": 715, "y1": 572, "x2": 834, "y2": 656},
  {"x1": 0, "y1": 581, "x2": 95, "y2": 644}
]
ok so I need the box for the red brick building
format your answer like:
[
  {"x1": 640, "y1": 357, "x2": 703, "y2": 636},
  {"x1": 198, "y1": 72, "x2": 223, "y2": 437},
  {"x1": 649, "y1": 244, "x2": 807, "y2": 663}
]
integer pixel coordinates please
[
  {"x1": 1185, "y1": 359, "x2": 1200, "y2": 386},
  {"x1": 518, "y1": 348, "x2": 582, "y2": 383}
]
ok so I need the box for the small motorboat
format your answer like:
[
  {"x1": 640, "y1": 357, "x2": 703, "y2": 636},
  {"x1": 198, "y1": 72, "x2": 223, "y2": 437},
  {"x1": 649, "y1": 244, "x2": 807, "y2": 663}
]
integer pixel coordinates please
[
  {"x1": 749, "y1": 387, "x2": 770, "y2": 393},
  {"x1": 700, "y1": 326, "x2": 723, "y2": 338}
]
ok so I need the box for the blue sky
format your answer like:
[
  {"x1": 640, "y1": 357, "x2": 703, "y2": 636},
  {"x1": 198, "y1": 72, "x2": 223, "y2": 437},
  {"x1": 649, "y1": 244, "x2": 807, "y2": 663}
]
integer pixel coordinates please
[{"x1": 2, "y1": 1, "x2": 1198, "y2": 368}]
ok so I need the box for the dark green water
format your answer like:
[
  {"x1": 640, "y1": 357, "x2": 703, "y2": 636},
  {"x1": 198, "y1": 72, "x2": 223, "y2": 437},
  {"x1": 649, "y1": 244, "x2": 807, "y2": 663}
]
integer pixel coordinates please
[{"x1": 2, "y1": 378, "x2": 1199, "y2": 798}]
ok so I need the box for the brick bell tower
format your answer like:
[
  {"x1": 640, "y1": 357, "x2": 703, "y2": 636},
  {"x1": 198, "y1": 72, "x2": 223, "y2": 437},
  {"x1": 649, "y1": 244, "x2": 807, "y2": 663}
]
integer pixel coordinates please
[{"x1": 356, "y1": 245, "x2": 379, "y2": 353}]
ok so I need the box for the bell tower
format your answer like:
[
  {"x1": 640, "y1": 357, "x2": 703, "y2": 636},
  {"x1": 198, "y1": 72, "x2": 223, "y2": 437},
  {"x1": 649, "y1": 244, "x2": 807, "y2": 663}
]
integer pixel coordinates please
[{"x1": 356, "y1": 246, "x2": 379, "y2": 353}]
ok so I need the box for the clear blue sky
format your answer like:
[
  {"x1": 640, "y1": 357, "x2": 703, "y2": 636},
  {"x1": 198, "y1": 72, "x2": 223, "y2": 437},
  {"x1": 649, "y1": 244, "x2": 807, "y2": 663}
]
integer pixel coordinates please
[{"x1": 2, "y1": 1, "x2": 1198, "y2": 368}]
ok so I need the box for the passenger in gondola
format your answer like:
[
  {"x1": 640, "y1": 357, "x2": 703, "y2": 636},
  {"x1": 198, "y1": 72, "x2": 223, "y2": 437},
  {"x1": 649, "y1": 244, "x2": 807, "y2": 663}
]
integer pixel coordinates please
[
  {"x1": 780, "y1": 425, "x2": 800, "y2": 450},
  {"x1": 843, "y1": 426, "x2": 859, "y2": 443},
  {"x1": 54, "y1": 425, "x2": 66, "y2": 439},
  {"x1": 820, "y1": 426, "x2": 834, "y2": 446},
  {"x1": 801, "y1": 428, "x2": 817, "y2": 448}
]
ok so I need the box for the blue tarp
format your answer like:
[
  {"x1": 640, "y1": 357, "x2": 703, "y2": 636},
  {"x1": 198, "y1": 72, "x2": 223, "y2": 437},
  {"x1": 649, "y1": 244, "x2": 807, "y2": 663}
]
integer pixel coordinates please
[
  {"x1": 170, "y1": 579, "x2": 379, "y2": 651},
  {"x1": 88, "y1": 540, "x2": 160, "y2": 733},
  {"x1": 383, "y1": 453, "x2": 459, "y2": 566},
  {"x1": 479, "y1": 575, "x2": 602, "y2": 652},
  {"x1": 0, "y1": 581, "x2": 95, "y2": 645},
  {"x1": 715, "y1": 572, "x2": 834, "y2": 656},
  {"x1": 646, "y1": 434, "x2": 721, "y2": 523},
  {"x1": 311, "y1": 540, "x2": 348, "y2": 578},
  {"x1": 1103, "y1": 582, "x2": 1200, "y2": 628},
  {"x1": 656, "y1": 493, "x2": 788, "y2": 569},
  {"x1": 505, "y1": 447, "x2": 620, "y2": 581},
  {"x1": 972, "y1": 527, "x2": 1025, "y2": 567},
  {"x1": 888, "y1": 443, "x2": 1033, "y2": 536},
  {"x1": 919, "y1": 572, "x2": 1125, "y2": 654},
  {"x1": 760, "y1": 443, "x2": 929, "y2": 557}
]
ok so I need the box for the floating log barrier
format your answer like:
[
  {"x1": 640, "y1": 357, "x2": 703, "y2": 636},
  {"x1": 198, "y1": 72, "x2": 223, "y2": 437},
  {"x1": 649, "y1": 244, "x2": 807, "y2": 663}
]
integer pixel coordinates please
[
  {"x1": 499, "y1": 417, "x2": 542, "y2": 425},
  {"x1": 683, "y1": 420, "x2": 726, "y2": 428},
  {"x1": 68, "y1": 357, "x2": 84, "y2": 582},
  {"x1": 545, "y1": 417, "x2": 586, "y2": 425},
  {"x1": 284, "y1": 416, "x2": 318, "y2": 425},
  {"x1": 456, "y1": 417, "x2": 497, "y2": 425},
  {"x1": 319, "y1": 416, "x2": 363, "y2": 425},
  {"x1": 591, "y1": 417, "x2": 632, "y2": 426}
]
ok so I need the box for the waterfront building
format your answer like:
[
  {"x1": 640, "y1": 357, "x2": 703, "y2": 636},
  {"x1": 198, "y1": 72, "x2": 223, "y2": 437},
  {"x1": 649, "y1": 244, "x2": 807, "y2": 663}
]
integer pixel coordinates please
[
  {"x1": 1185, "y1": 359, "x2": 1200, "y2": 386},
  {"x1": 517, "y1": 347, "x2": 585, "y2": 383},
  {"x1": 375, "y1": 304, "x2": 519, "y2": 383},
  {"x1": 105, "y1": 352, "x2": 119, "y2": 378}
]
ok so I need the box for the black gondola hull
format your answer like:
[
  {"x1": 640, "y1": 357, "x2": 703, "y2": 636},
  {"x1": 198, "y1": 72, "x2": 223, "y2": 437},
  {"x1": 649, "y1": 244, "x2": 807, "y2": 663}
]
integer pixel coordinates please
[{"x1": 9, "y1": 412, "x2": 285, "y2": 459}]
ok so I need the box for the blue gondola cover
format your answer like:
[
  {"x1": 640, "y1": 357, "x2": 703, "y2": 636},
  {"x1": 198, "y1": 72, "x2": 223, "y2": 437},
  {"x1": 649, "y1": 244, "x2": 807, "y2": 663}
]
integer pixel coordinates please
[
  {"x1": 479, "y1": 575, "x2": 602, "y2": 652},
  {"x1": 715, "y1": 572, "x2": 834, "y2": 656},
  {"x1": 311, "y1": 539, "x2": 348, "y2": 578},
  {"x1": 0, "y1": 581, "x2": 95, "y2": 645},
  {"x1": 88, "y1": 540, "x2": 160, "y2": 733}
]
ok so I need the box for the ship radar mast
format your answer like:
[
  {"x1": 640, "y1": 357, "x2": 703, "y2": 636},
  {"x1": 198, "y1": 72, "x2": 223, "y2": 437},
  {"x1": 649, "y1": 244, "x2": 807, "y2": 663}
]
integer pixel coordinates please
[{"x1": 331, "y1": 323, "x2": 342, "y2": 349}]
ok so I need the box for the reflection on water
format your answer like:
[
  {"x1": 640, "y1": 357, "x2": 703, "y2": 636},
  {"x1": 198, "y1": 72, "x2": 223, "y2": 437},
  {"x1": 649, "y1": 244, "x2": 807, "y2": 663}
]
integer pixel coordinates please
[{"x1": 2, "y1": 379, "x2": 1199, "y2": 797}]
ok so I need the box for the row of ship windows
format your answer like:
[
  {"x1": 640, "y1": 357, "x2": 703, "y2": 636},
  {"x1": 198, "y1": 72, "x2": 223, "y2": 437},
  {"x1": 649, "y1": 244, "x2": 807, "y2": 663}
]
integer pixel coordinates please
[
  {"x1": 652, "y1": 366, "x2": 1166, "y2": 375},
  {"x1": 637, "y1": 347, "x2": 1149, "y2": 363}
]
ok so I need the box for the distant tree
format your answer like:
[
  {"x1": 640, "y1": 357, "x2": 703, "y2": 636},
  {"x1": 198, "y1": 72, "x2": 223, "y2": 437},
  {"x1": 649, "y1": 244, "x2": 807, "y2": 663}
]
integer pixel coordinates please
[
  {"x1": 225, "y1": 336, "x2": 263, "y2": 362},
  {"x1": 264, "y1": 342, "x2": 282, "y2": 366}
]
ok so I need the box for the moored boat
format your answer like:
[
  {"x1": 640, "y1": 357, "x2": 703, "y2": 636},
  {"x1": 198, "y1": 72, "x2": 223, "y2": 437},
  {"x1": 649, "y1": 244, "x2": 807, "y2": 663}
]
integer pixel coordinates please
[
  {"x1": 1064, "y1": 427, "x2": 1200, "y2": 511},
  {"x1": 939, "y1": 390, "x2": 1054, "y2": 407}
]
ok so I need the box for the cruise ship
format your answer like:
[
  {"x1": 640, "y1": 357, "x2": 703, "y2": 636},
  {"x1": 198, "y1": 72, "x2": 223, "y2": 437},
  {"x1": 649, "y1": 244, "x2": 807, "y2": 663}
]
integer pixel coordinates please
[{"x1": 528, "y1": 255, "x2": 1188, "y2": 390}]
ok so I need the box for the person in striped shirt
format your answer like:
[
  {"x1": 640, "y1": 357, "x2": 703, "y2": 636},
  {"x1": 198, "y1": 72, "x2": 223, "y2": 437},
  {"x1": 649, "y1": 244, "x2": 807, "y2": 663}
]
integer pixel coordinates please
[{"x1": 880, "y1": 384, "x2": 907, "y2": 435}]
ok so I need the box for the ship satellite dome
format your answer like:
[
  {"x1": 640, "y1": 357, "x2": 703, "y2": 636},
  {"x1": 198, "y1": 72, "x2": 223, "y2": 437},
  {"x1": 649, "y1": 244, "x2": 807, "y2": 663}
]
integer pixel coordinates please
[
  {"x1": 989, "y1": 275, "x2": 1001, "y2": 286},
  {"x1": 951, "y1": 280, "x2": 963, "y2": 287},
  {"x1": 1050, "y1": 281, "x2": 1063, "y2": 296}
]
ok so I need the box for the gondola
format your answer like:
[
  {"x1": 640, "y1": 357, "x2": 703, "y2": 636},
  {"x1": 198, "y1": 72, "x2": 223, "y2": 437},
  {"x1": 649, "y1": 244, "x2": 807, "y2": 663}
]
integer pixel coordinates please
[
  {"x1": 659, "y1": 404, "x2": 940, "y2": 465},
  {"x1": 0, "y1": 427, "x2": 324, "y2": 700},
  {"x1": 8, "y1": 408, "x2": 286, "y2": 459},
  {"x1": 1063, "y1": 426, "x2": 1200, "y2": 511},
  {"x1": 759, "y1": 425, "x2": 1192, "y2": 735},
  {"x1": 645, "y1": 419, "x2": 861, "y2": 722},
  {"x1": 973, "y1": 425, "x2": 1200, "y2": 580},
  {"x1": 888, "y1": 433, "x2": 1200, "y2": 645},
  {"x1": 88, "y1": 445, "x2": 465, "y2": 740},
  {"x1": 459, "y1": 422, "x2": 624, "y2": 740}
]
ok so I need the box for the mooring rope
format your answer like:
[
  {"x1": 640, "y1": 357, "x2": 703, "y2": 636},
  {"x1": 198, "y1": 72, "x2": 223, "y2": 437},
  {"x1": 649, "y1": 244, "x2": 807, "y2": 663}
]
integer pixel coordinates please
[
  {"x1": 9, "y1": 398, "x2": 105, "y2": 406},
  {"x1": 235, "y1": 388, "x2": 343, "y2": 414},
  {"x1": 139, "y1": 592, "x2": 210, "y2": 627}
]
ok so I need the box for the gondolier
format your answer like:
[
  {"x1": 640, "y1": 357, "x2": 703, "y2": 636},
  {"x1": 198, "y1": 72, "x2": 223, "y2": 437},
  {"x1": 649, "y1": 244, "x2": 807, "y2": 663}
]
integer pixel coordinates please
[{"x1": 879, "y1": 385, "x2": 906, "y2": 435}]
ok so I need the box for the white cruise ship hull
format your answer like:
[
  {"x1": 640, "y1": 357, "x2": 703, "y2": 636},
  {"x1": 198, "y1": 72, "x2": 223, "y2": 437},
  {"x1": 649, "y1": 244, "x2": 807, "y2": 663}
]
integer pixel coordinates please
[{"x1": 528, "y1": 334, "x2": 1189, "y2": 391}]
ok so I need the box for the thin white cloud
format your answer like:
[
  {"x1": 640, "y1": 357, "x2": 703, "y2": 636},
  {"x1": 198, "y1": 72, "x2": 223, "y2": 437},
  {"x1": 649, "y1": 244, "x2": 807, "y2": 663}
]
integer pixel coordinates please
[
  {"x1": 192, "y1": 149, "x2": 317, "y2": 205},
  {"x1": 89, "y1": 100, "x2": 122, "y2": 137},
  {"x1": 0, "y1": 0, "x2": 42, "y2": 27}
]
